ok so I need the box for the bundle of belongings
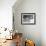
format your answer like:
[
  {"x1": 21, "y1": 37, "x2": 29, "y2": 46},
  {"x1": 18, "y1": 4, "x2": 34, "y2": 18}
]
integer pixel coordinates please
[{"x1": 25, "y1": 40, "x2": 35, "y2": 46}]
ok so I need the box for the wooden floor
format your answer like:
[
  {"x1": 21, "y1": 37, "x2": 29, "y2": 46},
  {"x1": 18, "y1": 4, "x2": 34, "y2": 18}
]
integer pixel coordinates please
[{"x1": 0, "y1": 39, "x2": 16, "y2": 46}]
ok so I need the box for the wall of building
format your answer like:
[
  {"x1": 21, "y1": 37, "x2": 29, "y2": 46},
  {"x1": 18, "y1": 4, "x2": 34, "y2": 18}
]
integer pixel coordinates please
[
  {"x1": 13, "y1": 0, "x2": 41, "y2": 46},
  {"x1": 41, "y1": 0, "x2": 46, "y2": 46},
  {"x1": 0, "y1": 0, "x2": 16, "y2": 30}
]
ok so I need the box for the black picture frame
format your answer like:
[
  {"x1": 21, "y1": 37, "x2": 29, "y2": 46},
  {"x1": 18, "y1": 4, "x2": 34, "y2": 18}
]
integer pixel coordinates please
[{"x1": 21, "y1": 13, "x2": 36, "y2": 25}]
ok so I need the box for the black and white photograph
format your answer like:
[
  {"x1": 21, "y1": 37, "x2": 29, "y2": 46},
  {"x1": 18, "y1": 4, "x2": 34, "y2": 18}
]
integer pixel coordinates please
[{"x1": 21, "y1": 13, "x2": 36, "y2": 25}]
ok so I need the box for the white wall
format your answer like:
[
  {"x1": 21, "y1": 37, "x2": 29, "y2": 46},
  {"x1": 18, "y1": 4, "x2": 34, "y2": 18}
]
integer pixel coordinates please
[
  {"x1": 0, "y1": 0, "x2": 16, "y2": 30},
  {"x1": 13, "y1": 0, "x2": 41, "y2": 46},
  {"x1": 41, "y1": 0, "x2": 46, "y2": 46}
]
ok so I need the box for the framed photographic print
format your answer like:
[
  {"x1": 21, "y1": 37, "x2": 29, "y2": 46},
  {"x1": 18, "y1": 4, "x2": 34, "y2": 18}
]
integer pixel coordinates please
[{"x1": 21, "y1": 13, "x2": 36, "y2": 25}]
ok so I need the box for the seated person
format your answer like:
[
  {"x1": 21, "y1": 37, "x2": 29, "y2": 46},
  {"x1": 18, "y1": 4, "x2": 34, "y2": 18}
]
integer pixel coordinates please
[{"x1": 15, "y1": 33, "x2": 22, "y2": 46}]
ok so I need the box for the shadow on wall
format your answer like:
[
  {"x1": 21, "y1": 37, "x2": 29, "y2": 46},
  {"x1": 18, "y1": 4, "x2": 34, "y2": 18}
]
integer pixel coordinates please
[{"x1": 12, "y1": 0, "x2": 24, "y2": 9}]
